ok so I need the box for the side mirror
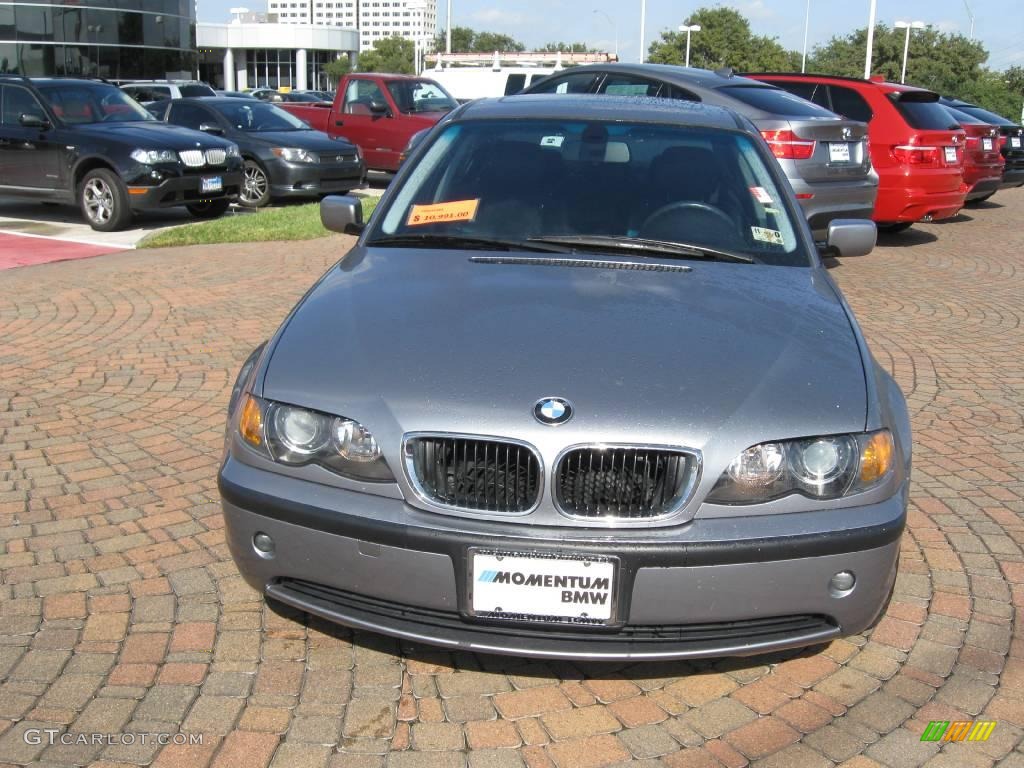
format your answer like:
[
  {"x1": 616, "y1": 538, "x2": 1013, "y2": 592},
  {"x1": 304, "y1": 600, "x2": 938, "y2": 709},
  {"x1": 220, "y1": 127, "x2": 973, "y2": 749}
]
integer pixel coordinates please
[
  {"x1": 820, "y1": 219, "x2": 876, "y2": 258},
  {"x1": 321, "y1": 194, "x2": 365, "y2": 235},
  {"x1": 368, "y1": 99, "x2": 390, "y2": 116},
  {"x1": 19, "y1": 112, "x2": 51, "y2": 130},
  {"x1": 199, "y1": 122, "x2": 224, "y2": 135}
]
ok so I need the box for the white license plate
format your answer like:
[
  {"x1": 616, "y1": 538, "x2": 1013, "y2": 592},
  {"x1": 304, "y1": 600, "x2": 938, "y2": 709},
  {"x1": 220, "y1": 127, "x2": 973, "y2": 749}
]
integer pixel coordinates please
[
  {"x1": 828, "y1": 142, "x2": 851, "y2": 163},
  {"x1": 1012, "y1": 137, "x2": 1022, "y2": 149},
  {"x1": 201, "y1": 176, "x2": 223, "y2": 193},
  {"x1": 982, "y1": 138, "x2": 994, "y2": 151},
  {"x1": 944, "y1": 147, "x2": 958, "y2": 163},
  {"x1": 471, "y1": 551, "x2": 616, "y2": 624}
]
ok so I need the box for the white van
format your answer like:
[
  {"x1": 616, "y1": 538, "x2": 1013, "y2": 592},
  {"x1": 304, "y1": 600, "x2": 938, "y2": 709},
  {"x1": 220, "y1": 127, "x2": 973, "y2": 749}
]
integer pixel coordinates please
[{"x1": 427, "y1": 66, "x2": 558, "y2": 102}]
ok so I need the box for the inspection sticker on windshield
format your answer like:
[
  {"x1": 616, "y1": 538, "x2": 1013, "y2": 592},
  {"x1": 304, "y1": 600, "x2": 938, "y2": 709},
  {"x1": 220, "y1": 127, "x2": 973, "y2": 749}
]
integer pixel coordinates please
[
  {"x1": 540, "y1": 135, "x2": 565, "y2": 148},
  {"x1": 407, "y1": 199, "x2": 480, "y2": 226},
  {"x1": 751, "y1": 226, "x2": 784, "y2": 245},
  {"x1": 749, "y1": 186, "x2": 773, "y2": 204}
]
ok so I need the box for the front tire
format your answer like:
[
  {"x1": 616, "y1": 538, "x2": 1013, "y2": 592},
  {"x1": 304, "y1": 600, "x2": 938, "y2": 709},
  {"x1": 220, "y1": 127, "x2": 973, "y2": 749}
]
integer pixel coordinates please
[
  {"x1": 876, "y1": 222, "x2": 913, "y2": 234},
  {"x1": 79, "y1": 168, "x2": 132, "y2": 232},
  {"x1": 186, "y1": 199, "x2": 230, "y2": 219},
  {"x1": 239, "y1": 159, "x2": 271, "y2": 208}
]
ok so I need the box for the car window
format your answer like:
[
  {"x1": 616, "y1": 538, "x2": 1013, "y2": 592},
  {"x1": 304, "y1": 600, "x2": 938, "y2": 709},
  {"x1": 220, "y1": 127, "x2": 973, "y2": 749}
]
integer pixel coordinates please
[
  {"x1": 943, "y1": 105, "x2": 985, "y2": 125},
  {"x1": 179, "y1": 84, "x2": 216, "y2": 98},
  {"x1": 721, "y1": 85, "x2": 836, "y2": 117},
  {"x1": 344, "y1": 79, "x2": 387, "y2": 114},
  {"x1": 890, "y1": 94, "x2": 960, "y2": 130},
  {"x1": 504, "y1": 74, "x2": 527, "y2": 95},
  {"x1": 827, "y1": 86, "x2": 873, "y2": 123},
  {"x1": 168, "y1": 103, "x2": 214, "y2": 130},
  {"x1": 372, "y1": 118, "x2": 807, "y2": 266},
  {"x1": 37, "y1": 83, "x2": 154, "y2": 124},
  {"x1": 529, "y1": 72, "x2": 601, "y2": 94},
  {"x1": 957, "y1": 105, "x2": 1014, "y2": 126},
  {"x1": 597, "y1": 75, "x2": 665, "y2": 98},
  {"x1": 666, "y1": 86, "x2": 701, "y2": 102},
  {"x1": 386, "y1": 80, "x2": 458, "y2": 114},
  {"x1": 1, "y1": 85, "x2": 46, "y2": 125},
  {"x1": 771, "y1": 80, "x2": 831, "y2": 110},
  {"x1": 210, "y1": 100, "x2": 309, "y2": 131}
]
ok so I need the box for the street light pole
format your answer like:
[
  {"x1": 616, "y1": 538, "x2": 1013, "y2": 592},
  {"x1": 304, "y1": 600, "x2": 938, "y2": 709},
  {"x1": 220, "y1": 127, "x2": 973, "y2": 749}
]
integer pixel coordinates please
[
  {"x1": 639, "y1": 0, "x2": 646, "y2": 63},
  {"x1": 593, "y1": 10, "x2": 618, "y2": 59},
  {"x1": 801, "y1": 0, "x2": 811, "y2": 73},
  {"x1": 864, "y1": 0, "x2": 877, "y2": 79},
  {"x1": 679, "y1": 24, "x2": 701, "y2": 68},
  {"x1": 963, "y1": 0, "x2": 975, "y2": 39},
  {"x1": 446, "y1": 0, "x2": 452, "y2": 54},
  {"x1": 895, "y1": 20, "x2": 926, "y2": 84}
]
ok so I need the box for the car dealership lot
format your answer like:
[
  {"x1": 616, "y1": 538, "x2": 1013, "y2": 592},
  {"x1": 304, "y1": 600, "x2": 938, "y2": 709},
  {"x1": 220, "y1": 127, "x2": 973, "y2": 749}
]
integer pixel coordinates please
[{"x1": 1, "y1": 193, "x2": 1022, "y2": 766}]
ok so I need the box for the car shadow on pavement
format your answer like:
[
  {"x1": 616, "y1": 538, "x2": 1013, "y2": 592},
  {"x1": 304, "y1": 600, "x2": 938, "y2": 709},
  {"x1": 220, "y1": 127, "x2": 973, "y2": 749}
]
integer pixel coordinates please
[
  {"x1": 875, "y1": 228, "x2": 938, "y2": 248},
  {"x1": 928, "y1": 212, "x2": 974, "y2": 225}
]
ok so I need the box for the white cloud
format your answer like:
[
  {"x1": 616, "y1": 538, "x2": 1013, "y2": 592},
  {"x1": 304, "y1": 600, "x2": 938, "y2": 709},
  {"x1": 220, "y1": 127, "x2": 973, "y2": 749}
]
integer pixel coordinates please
[{"x1": 735, "y1": 0, "x2": 775, "y2": 21}]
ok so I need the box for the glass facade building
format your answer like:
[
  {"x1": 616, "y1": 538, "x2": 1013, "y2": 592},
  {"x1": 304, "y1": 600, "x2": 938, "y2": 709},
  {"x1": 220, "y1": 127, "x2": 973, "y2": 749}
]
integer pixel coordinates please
[{"x1": 0, "y1": 1, "x2": 196, "y2": 79}]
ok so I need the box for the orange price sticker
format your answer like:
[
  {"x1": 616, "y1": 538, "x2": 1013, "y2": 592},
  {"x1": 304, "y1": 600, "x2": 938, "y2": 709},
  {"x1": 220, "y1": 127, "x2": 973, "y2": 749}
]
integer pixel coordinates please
[{"x1": 407, "y1": 199, "x2": 480, "y2": 227}]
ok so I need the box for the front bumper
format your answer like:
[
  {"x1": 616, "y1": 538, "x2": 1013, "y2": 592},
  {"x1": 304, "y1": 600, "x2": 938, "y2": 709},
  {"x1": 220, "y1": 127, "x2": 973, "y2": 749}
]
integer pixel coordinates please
[
  {"x1": 219, "y1": 456, "x2": 905, "y2": 661},
  {"x1": 127, "y1": 170, "x2": 242, "y2": 210},
  {"x1": 267, "y1": 158, "x2": 365, "y2": 198}
]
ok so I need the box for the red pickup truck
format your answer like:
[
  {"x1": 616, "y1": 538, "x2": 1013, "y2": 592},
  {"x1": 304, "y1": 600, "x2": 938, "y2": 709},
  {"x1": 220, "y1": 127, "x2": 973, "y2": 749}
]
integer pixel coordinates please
[{"x1": 279, "y1": 73, "x2": 459, "y2": 172}]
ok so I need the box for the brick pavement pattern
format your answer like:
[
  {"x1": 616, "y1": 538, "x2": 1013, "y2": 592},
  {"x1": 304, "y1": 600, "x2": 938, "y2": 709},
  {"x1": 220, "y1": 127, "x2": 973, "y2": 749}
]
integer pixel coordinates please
[{"x1": 2, "y1": 193, "x2": 1024, "y2": 768}]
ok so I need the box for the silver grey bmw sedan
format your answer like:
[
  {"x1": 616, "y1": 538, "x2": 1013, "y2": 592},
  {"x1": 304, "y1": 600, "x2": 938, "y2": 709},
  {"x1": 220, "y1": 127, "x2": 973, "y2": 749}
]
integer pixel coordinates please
[{"x1": 219, "y1": 95, "x2": 910, "y2": 661}]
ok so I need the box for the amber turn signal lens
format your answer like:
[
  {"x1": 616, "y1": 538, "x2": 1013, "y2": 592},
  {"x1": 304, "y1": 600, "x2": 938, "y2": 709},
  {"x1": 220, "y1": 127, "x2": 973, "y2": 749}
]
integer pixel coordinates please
[
  {"x1": 239, "y1": 395, "x2": 263, "y2": 447},
  {"x1": 859, "y1": 430, "x2": 894, "y2": 484}
]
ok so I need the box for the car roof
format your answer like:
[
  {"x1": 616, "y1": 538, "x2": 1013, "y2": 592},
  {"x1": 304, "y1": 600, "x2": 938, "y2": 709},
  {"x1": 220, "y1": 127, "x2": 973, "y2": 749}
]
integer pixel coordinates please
[
  {"x1": 752, "y1": 72, "x2": 936, "y2": 95},
  {"x1": 558, "y1": 62, "x2": 778, "y2": 92},
  {"x1": 457, "y1": 94, "x2": 747, "y2": 131}
]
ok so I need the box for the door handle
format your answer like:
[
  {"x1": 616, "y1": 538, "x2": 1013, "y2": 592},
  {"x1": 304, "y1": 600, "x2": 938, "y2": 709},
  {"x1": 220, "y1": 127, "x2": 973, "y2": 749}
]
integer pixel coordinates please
[{"x1": 335, "y1": 120, "x2": 345, "y2": 127}]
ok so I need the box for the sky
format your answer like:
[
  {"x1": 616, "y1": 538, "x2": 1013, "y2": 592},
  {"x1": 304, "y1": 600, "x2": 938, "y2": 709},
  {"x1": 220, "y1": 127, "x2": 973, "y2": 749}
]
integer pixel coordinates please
[{"x1": 198, "y1": 0, "x2": 1024, "y2": 70}]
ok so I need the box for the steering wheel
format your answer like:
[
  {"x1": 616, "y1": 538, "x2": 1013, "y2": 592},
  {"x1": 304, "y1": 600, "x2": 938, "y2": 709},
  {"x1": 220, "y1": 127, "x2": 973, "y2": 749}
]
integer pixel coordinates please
[{"x1": 639, "y1": 202, "x2": 738, "y2": 243}]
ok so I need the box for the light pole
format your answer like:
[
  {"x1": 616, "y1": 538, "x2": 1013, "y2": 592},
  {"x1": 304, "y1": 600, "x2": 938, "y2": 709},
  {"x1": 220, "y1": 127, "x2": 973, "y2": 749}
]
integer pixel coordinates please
[
  {"x1": 639, "y1": 0, "x2": 646, "y2": 63},
  {"x1": 679, "y1": 24, "x2": 701, "y2": 68},
  {"x1": 963, "y1": 0, "x2": 975, "y2": 39},
  {"x1": 801, "y1": 0, "x2": 811, "y2": 72},
  {"x1": 446, "y1": 0, "x2": 452, "y2": 54},
  {"x1": 894, "y1": 20, "x2": 925, "y2": 84},
  {"x1": 864, "y1": 0, "x2": 877, "y2": 79},
  {"x1": 593, "y1": 10, "x2": 618, "y2": 59}
]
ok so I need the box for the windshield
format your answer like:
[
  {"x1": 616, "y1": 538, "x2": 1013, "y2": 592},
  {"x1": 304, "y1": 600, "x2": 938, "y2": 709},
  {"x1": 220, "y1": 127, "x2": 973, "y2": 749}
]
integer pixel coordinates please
[
  {"x1": 38, "y1": 83, "x2": 154, "y2": 124},
  {"x1": 209, "y1": 101, "x2": 309, "y2": 131},
  {"x1": 179, "y1": 84, "x2": 216, "y2": 98},
  {"x1": 386, "y1": 80, "x2": 458, "y2": 114},
  {"x1": 371, "y1": 118, "x2": 808, "y2": 266},
  {"x1": 957, "y1": 105, "x2": 1015, "y2": 126},
  {"x1": 890, "y1": 94, "x2": 959, "y2": 130}
]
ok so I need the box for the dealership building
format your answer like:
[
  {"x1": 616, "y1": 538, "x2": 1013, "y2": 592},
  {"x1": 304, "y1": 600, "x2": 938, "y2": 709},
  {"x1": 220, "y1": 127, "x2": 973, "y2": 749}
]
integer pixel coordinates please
[{"x1": 0, "y1": 0, "x2": 196, "y2": 79}]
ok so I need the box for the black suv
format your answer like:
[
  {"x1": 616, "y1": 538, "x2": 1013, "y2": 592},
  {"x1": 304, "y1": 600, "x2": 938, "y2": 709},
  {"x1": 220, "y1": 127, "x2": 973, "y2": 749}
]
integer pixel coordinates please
[
  {"x1": 0, "y1": 77, "x2": 243, "y2": 231},
  {"x1": 939, "y1": 97, "x2": 1024, "y2": 197}
]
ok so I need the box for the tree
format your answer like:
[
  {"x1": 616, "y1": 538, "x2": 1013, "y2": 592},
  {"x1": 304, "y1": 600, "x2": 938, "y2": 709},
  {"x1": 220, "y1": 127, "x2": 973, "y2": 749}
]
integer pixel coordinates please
[
  {"x1": 647, "y1": 7, "x2": 799, "y2": 72},
  {"x1": 323, "y1": 56, "x2": 351, "y2": 82},
  {"x1": 432, "y1": 26, "x2": 526, "y2": 53},
  {"x1": 541, "y1": 42, "x2": 596, "y2": 53},
  {"x1": 356, "y1": 36, "x2": 415, "y2": 75}
]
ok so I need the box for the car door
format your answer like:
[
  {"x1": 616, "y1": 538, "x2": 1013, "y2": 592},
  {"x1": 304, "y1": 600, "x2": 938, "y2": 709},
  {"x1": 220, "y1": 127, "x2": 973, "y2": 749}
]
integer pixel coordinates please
[
  {"x1": 336, "y1": 77, "x2": 398, "y2": 170},
  {"x1": 0, "y1": 84, "x2": 64, "y2": 192}
]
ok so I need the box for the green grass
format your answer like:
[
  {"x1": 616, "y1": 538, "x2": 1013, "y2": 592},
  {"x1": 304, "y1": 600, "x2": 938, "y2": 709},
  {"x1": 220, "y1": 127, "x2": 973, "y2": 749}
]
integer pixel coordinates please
[{"x1": 139, "y1": 197, "x2": 378, "y2": 249}]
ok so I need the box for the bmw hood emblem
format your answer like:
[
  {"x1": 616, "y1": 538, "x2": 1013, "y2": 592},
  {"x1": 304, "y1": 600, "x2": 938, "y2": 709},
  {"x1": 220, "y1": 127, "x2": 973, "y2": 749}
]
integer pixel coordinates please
[{"x1": 534, "y1": 397, "x2": 573, "y2": 425}]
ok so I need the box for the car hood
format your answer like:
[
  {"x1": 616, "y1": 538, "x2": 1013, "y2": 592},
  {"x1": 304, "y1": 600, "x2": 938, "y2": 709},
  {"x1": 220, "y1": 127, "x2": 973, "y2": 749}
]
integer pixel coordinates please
[
  {"x1": 240, "y1": 129, "x2": 357, "y2": 152},
  {"x1": 261, "y1": 249, "x2": 869, "y2": 481},
  {"x1": 74, "y1": 121, "x2": 234, "y2": 149}
]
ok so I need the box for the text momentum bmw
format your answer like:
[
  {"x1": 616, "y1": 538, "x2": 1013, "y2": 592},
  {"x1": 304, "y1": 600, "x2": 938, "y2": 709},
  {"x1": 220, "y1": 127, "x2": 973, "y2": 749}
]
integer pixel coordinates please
[{"x1": 218, "y1": 95, "x2": 911, "y2": 660}]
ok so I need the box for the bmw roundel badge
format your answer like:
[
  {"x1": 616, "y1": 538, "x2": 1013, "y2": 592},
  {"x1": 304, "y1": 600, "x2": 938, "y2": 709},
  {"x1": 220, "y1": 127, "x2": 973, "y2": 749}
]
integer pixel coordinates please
[{"x1": 534, "y1": 397, "x2": 573, "y2": 425}]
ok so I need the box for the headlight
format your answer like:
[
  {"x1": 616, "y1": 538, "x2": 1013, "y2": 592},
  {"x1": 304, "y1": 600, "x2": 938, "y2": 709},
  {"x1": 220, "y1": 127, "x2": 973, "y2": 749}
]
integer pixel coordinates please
[
  {"x1": 707, "y1": 430, "x2": 895, "y2": 504},
  {"x1": 271, "y1": 147, "x2": 318, "y2": 163},
  {"x1": 225, "y1": 143, "x2": 241, "y2": 158},
  {"x1": 130, "y1": 148, "x2": 178, "y2": 164},
  {"x1": 236, "y1": 395, "x2": 393, "y2": 482}
]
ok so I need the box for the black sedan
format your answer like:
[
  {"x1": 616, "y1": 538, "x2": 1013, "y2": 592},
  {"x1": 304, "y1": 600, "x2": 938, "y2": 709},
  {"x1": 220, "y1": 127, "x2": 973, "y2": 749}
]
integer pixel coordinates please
[{"x1": 149, "y1": 98, "x2": 365, "y2": 207}]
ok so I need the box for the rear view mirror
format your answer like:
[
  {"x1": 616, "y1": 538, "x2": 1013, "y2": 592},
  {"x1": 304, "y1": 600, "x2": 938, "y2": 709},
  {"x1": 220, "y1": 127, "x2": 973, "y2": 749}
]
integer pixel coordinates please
[
  {"x1": 821, "y1": 219, "x2": 876, "y2": 257},
  {"x1": 19, "y1": 112, "x2": 51, "y2": 130},
  {"x1": 199, "y1": 122, "x2": 224, "y2": 135},
  {"x1": 321, "y1": 195, "x2": 365, "y2": 235}
]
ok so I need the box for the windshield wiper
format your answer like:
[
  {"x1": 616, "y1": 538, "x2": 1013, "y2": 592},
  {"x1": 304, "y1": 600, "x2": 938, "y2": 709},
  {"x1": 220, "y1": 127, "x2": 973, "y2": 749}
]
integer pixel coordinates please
[
  {"x1": 367, "y1": 234, "x2": 573, "y2": 253},
  {"x1": 527, "y1": 235, "x2": 758, "y2": 264}
]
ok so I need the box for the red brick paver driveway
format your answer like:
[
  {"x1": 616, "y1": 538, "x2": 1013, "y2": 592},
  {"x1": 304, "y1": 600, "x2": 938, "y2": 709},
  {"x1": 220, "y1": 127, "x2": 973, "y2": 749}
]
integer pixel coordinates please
[{"x1": 2, "y1": 193, "x2": 1023, "y2": 768}]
